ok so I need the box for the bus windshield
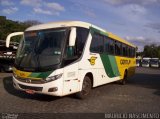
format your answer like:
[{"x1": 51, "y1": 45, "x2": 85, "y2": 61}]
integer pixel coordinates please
[
  {"x1": 150, "y1": 59, "x2": 159, "y2": 64},
  {"x1": 142, "y1": 59, "x2": 149, "y2": 64},
  {"x1": 15, "y1": 28, "x2": 67, "y2": 71}
]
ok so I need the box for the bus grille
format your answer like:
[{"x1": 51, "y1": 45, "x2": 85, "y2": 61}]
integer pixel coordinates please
[
  {"x1": 19, "y1": 84, "x2": 43, "y2": 91},
  {"x1": 16, "y1": 76, "x2": 46, "y2": 84}
]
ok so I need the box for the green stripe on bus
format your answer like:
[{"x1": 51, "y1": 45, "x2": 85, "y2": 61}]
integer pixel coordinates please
[
  {"x1": 108, "y1": 55, "x2": 120, "y2": 76},
  {"x1": 29, "y1": 73, "x2": 41, "y2": 78},
  {"x1": 100, "y1": 54, "x2": 115, "y2": 77},
  {"x1": 29, "y1": 71, "x2": 52, "y2": 79},
  {"x1": 100, "y1": 54, "x2": 120, "y2": 78},
  {"x1": 37, "y1": 71, "x2": 53, "y2": 78}
]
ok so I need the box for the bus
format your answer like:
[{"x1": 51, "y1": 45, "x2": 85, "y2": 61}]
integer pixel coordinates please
[
  {"x1": 142, "y1": 57, "x2": 151, "y2": 67},
  {"x1": 136, "y1": 58, "x2": 141, "y2": 67},
  {"x1": 6, "y1": 21, "x2": 136, "y2": 99},
  {"x1": 0, "y1": 40, "x2": 18, "y2": 72},
  {"x1": 150, "y1": 58, "x2": 159, "y2": 68}
]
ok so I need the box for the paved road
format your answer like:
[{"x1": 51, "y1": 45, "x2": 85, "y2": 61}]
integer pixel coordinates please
[{"x1": 0, "y1": 67, "x2": 160, "y2": 114}]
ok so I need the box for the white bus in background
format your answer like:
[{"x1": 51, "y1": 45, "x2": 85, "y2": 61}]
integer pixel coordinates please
[
  {"x1": 136, "y1": 58, "x2": 141, "y2": 67},
  {"x1": 142, "y1": 57, "x2": 151, "y2": 67},
  {"x1": 150, "y1": 58, "x2": 159, "y2": 68}
]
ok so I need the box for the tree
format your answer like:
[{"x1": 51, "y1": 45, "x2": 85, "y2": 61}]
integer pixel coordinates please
[
  {"x1": 143, "y1": 44, "x2": 160, "y2": 58},
  {"x1": 23, "y1": 20, "x2": 41, "y2": 26},
  {"x1": 0, "y1": 16, "x2": 41, "y2": 41}
]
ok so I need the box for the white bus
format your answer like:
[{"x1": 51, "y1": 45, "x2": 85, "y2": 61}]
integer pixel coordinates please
[
  {"x1": 136, "y1": 58, "x2": 141, "y2": 67},
  {"x1": 150, "y1": 58, "x2": 159, "y2": 68},
  {"x1": 142, "y1": 57, "x2": 151, "y2": 67},
  {"x1": 6, "y1": 21, "x2": 136, "y2": 99}
]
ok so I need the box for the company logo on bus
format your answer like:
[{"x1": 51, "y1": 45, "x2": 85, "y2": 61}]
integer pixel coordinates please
[
  {"x1": 88, "y1": 56, "x2": 97, "y2": 65},
  {"x1": 19, "y1": 73, "x2": 25, "y2": 77},
  {"x1": 120, "y1": 59, "x2": 131, "y2": 65}
]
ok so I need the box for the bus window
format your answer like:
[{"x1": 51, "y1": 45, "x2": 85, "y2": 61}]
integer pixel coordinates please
[
  {"x1": 109, "y1": 39, "x2": 115, "y2": 55},
  {"x1": 128, "y1": 47, "x2": 131, "y2": 57},
  {"x1": 115, "y1": 41, "x2": 122, "y2": 56},
  {"x1": 132, "y1": 48, "x2": 136, "y2": 57},
  {"x1": 65, "y1": 27, "x2": 89, "y2": 59},
  {"x1": 126, "y1": 46, "x2": 129, "y2": 57},
  {"x1": 75, "y1": 27, "x2": 89, "y2": 56},
  {"x1": 104, "y1": 36, "x2": 110, "y2": 53},
  {"x1": 90, "y1": 33, "x2": 104, "y2": 53},
  {"x1": 122, "y1": 44, "x2": 125, "y2": 56},
  {"x1": 130, "y1": 47, "x2": 135, "y2": 57}
]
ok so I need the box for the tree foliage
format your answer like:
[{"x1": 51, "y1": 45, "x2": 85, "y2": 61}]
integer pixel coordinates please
[
  {"x1": 0, "y1": 16, "x2": 41, "y2": 42},
  {"x1": 143, "y1": 44, "x2": 160, "y2": 58},
  {"x1": 23, "y1": 20, "x2": 41, "y2": 26}
]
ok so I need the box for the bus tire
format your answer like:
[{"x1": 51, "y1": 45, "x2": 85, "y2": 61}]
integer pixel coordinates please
[
  {"x1": 75, "y1": 76, "x2": 92, "y2": 99},
  {"x1": 120, "y1": 71, "x2": 127, "y2": 85}
]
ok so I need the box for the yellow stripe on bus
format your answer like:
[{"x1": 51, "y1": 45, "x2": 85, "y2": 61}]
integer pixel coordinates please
[
  {"x1": 13, "y1": 68, "x2": 41, "y2": 80},
  {"x1": 115, "y1": 56, "x2": 136, "y2": 79}
]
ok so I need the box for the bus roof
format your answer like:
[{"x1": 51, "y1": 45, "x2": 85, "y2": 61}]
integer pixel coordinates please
[
  {"x1": 26, "y1": 21, "x2": 91, "y2": 31},
  {"x1": 151, "y1": 58, "x2": 159, "y2": 59},
  {"x1": 26, "y1": 21, "x2": 136, "y2": 48},
  {"x1": 143, "y1": 57, "x2": 151, "y2": 60}
]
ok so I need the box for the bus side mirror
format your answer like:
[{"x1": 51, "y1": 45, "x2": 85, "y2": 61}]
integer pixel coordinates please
[
  {"x1": 6, "y1": 32, "x2": 24, "y2": 48},
  {"x1": 69, "y1": 27, "x2": 76, "y2": 46}
]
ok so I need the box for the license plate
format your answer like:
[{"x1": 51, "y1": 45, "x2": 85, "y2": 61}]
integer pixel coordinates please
[{"x1": 25, "y1": 89, "x2": 35, "y2": 94}]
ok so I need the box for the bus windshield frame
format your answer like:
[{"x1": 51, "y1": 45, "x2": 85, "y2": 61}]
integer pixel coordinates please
[
  {"x1": 142, "y1": 59, "x2": 150, "y2": 64},
  {"x1": 150, "y1": 59, "x2": 159, "y2": 64},
  {"x1": 15, "y1": 28, "x2": 69, "y2": 72}
]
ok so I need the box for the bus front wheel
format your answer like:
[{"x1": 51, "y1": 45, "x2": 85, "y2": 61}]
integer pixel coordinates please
[{"x1": 75, "y1": 76, "x2": 92, "y2": 99}]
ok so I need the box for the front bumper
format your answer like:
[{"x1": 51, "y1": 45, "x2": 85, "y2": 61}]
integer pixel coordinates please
[
  {"x1": 142, "y1": 64, "x2": 149, "y2": 67},
  {"x1": 151, "y1": 65, "x2": 159, "y2": 68},
  {"x1": 13, "y1": 76, "x2": 63, "y2": 96}
]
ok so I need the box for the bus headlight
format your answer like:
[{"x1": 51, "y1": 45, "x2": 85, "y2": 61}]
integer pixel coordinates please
[{"x1": 44, "y1": 73, "x2": 63, "y2": 82}]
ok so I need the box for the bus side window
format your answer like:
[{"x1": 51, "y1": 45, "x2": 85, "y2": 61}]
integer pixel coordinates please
[
  {"x1": 109, "y1": 39, "x2": 115, "y2": 55},
  {"x1": 129, "y1": 47, "x2": 133, "y2": 57},
  {"x1": 76, "y1": 27, "x2": 89, "y2": 57},
  {"x1": 122, "y1": 44, "x2": 127, "y2": 57},
  {"x1": 104, "y1": 37, "x2": 115, "y2": 55},
  {"x1": 120, "y1": 42, "x2": 122, "y2": 56},
  {"x1": 128, "y1": 47, "x2": 130, "y2": 57},
  {"x1": 132, "y1": 48, "x2": 136, "y2": 57},
  {"x1": 126, "y1": 46, "x2": 129, "y2": 57},
  {"x1": 115, "y1": 41, "x2": 122, "y2": 56},
  {"x1": 65, "y1": 27, "x2": 89, "y2": 59},
  {"x1": 104, "y1": 36, "x2": 110, "y2": 54},
  {"x1": 90, "y1": 33, "x2": 104, "y2": 53},
  {"x1": 130, "y1": 47, "x2": 133, "y2": 57}
]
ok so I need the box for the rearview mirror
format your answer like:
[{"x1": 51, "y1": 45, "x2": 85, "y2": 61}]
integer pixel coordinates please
[
  {"x1": 6, "y1": 32, "x2": 24, "y2": 47},
  {"x1": 69, "y1": 27, "x2": 76, "y2": 46}
]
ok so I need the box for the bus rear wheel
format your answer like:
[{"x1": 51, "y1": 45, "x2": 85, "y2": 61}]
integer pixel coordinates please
[
  {"x1": 75, "y1": 76, "x2": 92, "y2": 99},
  {"x1": 120, "y1": 71, "x2": 127, "y2": 85}
]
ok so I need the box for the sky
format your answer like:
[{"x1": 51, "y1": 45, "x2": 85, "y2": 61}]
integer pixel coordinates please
[{"x1": 1, "y1": 0, "x2": 160, "y2": 51}]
